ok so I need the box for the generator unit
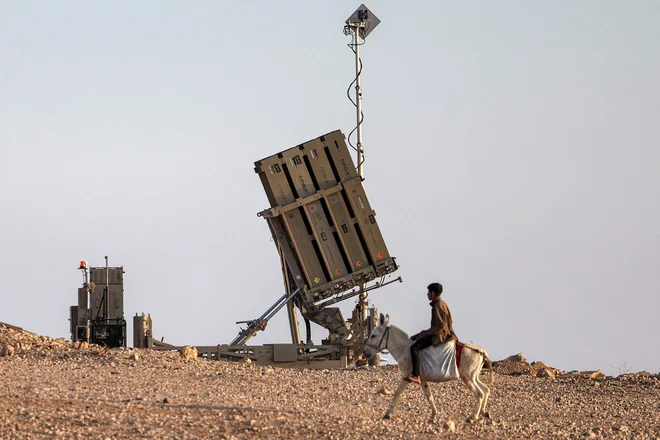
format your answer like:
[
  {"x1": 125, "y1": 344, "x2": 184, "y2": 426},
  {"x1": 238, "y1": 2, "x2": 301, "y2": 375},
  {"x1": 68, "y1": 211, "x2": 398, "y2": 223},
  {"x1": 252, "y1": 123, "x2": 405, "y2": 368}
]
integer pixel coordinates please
[{"x1": 69, "y1": 257, "x2": 126, "y2": 348}]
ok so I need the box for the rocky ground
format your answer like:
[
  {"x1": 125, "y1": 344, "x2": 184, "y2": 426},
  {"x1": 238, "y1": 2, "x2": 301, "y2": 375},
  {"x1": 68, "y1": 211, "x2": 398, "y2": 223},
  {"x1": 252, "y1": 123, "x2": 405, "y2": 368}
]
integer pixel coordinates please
[{"x1": 1, "y1": 324, "x2": 659, "y2": 439}]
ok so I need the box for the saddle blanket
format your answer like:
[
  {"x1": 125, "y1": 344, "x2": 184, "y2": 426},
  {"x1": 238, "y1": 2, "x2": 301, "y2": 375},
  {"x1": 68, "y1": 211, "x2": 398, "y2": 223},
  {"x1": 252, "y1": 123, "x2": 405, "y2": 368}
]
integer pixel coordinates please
[{"x1": 418, "y1": 340, "x2": 462, "y2": 382}]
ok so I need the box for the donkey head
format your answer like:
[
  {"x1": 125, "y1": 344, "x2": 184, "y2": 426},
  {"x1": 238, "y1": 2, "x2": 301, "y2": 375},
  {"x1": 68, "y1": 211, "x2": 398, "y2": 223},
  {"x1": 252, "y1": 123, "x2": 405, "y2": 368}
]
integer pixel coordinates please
[{"x1": 362, "y1": 313, "x2": 390, "y2": 359}]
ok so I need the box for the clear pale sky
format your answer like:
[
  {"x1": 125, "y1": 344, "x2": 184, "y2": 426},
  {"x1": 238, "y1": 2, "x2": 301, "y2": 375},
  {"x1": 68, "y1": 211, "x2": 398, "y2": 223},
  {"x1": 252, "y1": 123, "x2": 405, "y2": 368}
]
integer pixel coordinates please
[{"x1": 1, "y1": 1, "x2": 658, "y2": 376}]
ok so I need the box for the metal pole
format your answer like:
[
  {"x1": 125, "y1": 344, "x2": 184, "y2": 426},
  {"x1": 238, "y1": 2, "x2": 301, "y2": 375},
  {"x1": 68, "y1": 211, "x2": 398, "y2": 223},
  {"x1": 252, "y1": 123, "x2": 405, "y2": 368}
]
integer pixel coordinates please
[
  {"x1": 282, "y1": 251, "x2": 302, "y2": 345},
  {"x1": 354, "y1": 28, "x2": 364, "y2": 178},
  {"x1": 352, "y1": 26, "x2": 369, "y2": 329},
  {"x1": 104, "y1": 256, "x2": 109, "y2": 323}
]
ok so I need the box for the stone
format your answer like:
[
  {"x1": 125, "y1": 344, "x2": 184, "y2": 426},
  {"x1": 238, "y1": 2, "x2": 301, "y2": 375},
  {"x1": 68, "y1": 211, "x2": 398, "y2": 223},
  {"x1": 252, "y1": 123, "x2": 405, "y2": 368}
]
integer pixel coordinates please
[
  {"x1": 493, "y1": 353, "x2": 533, "y2": 376},
  {"x1": 618, "y1": 371, "x2": 656, "y2": 383},
  {"x1": 129, "y1": 352, "x2": 139, "y2": 361},
  {"x1": 531, "y1": 361, "x2": 565, "y2": 378},
  {"x1": 537, "y1": 368, "x2": 556, "y2": 379},
  {"x1": 558, "y1": 370, "x2": 604, "y2": 380},
  {"x1": 613, "y1": 425, "x2": 630, "y2": 433},
  {"x1": 179, "y1": 346, "x2": 197, "y2": 359},
  {"x1": 506, "y1": 353, "x2": 527, "y2": 363},
  {"x1": 1, "y1": 344, "x2": 15, "y2": 357},
  {"x1": 530, "y1": 361, "x2": 548, "y2": 371},
  {"x1": 376, "y1": 387, "x2": 392, "y2": 396},
  {"x1": 443, "y1": 420, "x2": 456, "y2": 432}
]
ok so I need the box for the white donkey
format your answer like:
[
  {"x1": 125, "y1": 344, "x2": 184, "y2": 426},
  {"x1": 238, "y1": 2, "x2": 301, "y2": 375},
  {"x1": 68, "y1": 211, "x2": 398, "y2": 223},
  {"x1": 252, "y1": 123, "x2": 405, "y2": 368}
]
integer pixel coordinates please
[{"x1": 363, "y1": 314, "x2": 494, "y2": 423}]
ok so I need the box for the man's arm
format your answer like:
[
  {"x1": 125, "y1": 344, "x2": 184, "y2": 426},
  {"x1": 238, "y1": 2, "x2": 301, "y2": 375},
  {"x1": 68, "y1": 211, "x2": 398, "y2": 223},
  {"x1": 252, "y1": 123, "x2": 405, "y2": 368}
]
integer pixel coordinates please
[{"x1": 417, "y1": 302, "x2": 445, "y2": 337}]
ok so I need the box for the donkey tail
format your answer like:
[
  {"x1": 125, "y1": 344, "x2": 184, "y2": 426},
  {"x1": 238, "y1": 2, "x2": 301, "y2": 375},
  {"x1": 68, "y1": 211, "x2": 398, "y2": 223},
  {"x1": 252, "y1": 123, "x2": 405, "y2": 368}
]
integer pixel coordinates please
[{"x1": 482, "y1": 350, "x2": 494, "y2": 386}]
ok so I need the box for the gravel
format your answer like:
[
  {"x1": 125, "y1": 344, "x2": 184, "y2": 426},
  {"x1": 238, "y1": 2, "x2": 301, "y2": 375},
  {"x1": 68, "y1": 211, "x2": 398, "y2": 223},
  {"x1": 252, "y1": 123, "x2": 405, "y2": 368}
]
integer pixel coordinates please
[{"x1": 1, "y1": 326, "x2": 659, "y2": 439}]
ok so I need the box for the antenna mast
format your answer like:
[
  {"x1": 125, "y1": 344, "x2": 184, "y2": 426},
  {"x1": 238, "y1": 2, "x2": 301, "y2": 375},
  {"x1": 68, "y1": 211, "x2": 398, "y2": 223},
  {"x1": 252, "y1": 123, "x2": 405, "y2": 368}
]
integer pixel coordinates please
[
  {"x1": 344, "y1": 4, "x2": 380, "y2": 179},
  {"x1": 344, "y1": 4, "x2": 381, "y2": 336}
]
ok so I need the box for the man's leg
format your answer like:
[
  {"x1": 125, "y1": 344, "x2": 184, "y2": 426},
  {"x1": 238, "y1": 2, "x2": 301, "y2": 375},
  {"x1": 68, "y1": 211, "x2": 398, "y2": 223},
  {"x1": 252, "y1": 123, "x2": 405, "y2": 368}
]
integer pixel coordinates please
[{"x1": 409, "y1": 335, "x2": 434, "y2": 381}]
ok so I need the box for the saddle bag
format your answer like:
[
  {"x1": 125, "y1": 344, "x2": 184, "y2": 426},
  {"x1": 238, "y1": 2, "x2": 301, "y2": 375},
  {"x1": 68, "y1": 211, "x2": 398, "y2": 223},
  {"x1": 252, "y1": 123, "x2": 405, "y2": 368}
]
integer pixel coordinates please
[{"x1": 418, "y1": 340, "x2": 460, "y2": 381}]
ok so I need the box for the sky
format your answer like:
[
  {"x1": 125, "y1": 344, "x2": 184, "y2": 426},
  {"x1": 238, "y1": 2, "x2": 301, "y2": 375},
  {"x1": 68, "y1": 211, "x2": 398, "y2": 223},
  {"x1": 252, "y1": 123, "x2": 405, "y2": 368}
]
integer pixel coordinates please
[{"x1": 1, "y1": 1, "x2": 658, "y2": 377}]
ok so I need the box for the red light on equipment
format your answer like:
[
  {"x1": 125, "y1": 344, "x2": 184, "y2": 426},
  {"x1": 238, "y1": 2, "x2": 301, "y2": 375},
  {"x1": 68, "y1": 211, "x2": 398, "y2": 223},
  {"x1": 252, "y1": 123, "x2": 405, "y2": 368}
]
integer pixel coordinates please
[{"x1": 78, "y1": 261, "x2": 87, "y2": 270}]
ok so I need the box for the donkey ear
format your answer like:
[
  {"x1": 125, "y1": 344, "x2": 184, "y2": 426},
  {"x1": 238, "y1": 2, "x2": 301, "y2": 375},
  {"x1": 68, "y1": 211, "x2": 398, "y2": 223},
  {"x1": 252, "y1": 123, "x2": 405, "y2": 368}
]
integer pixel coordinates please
[
  {"x1": 383, "y1": 314, "x2": 390, "y2": 326},
  {"x1": 379, "y1": 313, "x2": 385, "y2": 325}
]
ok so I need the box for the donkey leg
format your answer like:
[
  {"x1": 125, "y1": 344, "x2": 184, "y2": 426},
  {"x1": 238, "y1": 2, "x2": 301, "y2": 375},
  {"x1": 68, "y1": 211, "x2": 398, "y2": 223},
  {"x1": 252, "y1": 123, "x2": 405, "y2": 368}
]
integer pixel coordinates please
[
  {"x1": 460, "y1": 376, "x2": 484, "y2": 423},
  {"x1": 475, "y1": 374, "x2": 491, "y2": 418},
  {"x1": 383, "y1": 380, "x2": 409, "y2": 420},
  {"x1": 421, "y1": 380, "x2": 438, "y2": 423}
]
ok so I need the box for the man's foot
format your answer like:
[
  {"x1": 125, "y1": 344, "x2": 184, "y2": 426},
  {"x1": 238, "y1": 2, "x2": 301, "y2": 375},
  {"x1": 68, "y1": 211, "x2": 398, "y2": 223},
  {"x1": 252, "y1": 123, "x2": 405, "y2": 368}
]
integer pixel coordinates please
[{"x1": 404, "y1": 375, "x2": 421, "y2": 384}]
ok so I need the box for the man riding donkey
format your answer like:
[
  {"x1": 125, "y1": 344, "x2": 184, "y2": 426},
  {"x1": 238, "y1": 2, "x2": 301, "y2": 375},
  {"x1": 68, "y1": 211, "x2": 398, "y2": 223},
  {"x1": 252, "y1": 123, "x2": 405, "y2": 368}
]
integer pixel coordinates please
[
  {"x1": 406, "y1": 282, "x2": 456, "y2": 384},
  {"x1": 362, "y1": 281, "x2": 493, "y2": 422}
]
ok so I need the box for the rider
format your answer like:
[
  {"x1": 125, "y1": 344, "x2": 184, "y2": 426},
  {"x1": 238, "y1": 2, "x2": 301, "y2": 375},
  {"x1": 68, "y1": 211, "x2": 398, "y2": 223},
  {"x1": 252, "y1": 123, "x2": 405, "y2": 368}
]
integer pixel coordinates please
[{"x1": 406, "y1": 282, "x2": 457, "y2": 384}]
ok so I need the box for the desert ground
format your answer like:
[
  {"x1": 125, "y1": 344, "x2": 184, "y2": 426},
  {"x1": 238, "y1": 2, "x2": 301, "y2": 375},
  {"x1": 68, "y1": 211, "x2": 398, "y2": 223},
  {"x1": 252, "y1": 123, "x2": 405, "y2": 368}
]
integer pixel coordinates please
[{"x1": 1, "y1": 324, "x2": 659, "y2": 440}]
